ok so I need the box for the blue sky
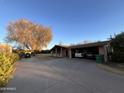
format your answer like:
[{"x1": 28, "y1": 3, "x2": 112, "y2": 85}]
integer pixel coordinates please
[{"x1": 0, "y1": 0, "x2": 124, "y2": 49}]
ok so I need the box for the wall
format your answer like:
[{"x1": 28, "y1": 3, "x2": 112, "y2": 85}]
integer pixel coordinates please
[{"x1": 99, "y1": 45, "x2": 108, "y2": 62}]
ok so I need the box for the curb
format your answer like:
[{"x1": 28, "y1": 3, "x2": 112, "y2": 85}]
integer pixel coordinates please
[{"x1": 97, "y1": 64, "x2": 124, "y2": 75}]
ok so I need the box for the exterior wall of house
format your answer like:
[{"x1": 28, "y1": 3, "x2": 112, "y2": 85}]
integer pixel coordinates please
[
  {"x1": 99, "y1": 45, "x2": 108, "y2": 62},
  {"x1": 51, "y1": 48, "x2": 60, "y2": 57},
  {"x1": 51, "y1": 47, "x2": 68, "y2": 57},
  {"x1": 60, "y1": 48, "x2": 67, "y2": 57},
  {"x1": 99, "y1": 46, "x2": 105, "y2": 55}
]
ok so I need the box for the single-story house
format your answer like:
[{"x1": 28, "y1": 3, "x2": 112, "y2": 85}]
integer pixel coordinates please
[
  {"x1": 51, "y1": 41, "x2": 110, "y2": 62},
  {"x1": 51, "y1": 45, "x2": 69, "y2": 57}
]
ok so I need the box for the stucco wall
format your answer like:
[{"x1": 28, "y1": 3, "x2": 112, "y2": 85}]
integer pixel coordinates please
[{"x1": 99, "y1": 46, "x2": 108, "y2": 62}]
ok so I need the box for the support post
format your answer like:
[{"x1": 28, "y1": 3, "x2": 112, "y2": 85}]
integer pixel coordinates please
[
  {"x1": 104, "y1": 45, "x2": 108, "y2": 62},
  {"x1": 69, "y1": 48, "x2": 72, "y2": 59},
  {"x1": 60, "y1": 48, "x2": 63, "y2": 57},
  {"x1": 55, "y1": 48, "x2": 57, "y2": 57}
]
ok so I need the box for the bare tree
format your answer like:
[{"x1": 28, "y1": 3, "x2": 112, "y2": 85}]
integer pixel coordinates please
[{"x1": 6, "y1": 19, "x2": 52, "y2": 51}]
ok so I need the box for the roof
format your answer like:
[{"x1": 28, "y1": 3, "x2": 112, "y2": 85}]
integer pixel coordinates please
[
  {"x1": 51, "y1": 41, "x2": 109, "y2": 50},
  {"x1": 70, "y1": 41, "x2": 109, "y2": 48},
  {"x1": 55, "y1": 45, "x2": 69, "y2": 48},
  {"x1": 51, "y1": 45, "x2": 69, "y2": 50}
]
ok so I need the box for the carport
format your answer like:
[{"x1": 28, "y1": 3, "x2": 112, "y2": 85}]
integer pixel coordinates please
[
  {"x1": 69, "y1": 41, "x2": 109, "y2": 62},
  {"x1": 51, "y1": 41, "x2": 109, "y2": 62},
  {"x1": 70, "y1": 47, "x2": 99, "y2": 58}
]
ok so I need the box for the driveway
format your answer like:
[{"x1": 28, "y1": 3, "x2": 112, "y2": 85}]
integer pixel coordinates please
[{"x1": 4, "y1": 55, "x2": 124, "y2": 93}]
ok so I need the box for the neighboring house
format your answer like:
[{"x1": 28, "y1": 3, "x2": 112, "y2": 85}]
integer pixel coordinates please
[
  {"x1": 0, "y1": 43, "x2": 12, "y2": 53},
  {"x1": 51, "y1": 41, "x2": 110, "y2": 62}
]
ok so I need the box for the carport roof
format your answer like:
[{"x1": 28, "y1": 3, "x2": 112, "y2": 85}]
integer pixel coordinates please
[
  {"x1": 70, "y1": 41, "x2": 109, "y2": 49},
  {"x1": 51, "y1": 41, "x2": 109, "y2": 50}
]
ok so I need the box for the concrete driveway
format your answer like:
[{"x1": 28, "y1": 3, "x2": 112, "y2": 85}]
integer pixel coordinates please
[{"x1": 4, "y1": 55, "x2": 124, "y2": 93}]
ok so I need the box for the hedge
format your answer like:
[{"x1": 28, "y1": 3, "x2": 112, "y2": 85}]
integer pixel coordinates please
[
  {"x1": 110, "y1": 32, "x2": 124, "y2": 63},
  {"x1": 0, "y1": 52, "x2": 19, "y2": 87}
]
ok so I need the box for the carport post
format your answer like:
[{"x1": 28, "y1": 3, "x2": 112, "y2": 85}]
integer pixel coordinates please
[
  {"x1": 69, "y1": 48, "x2": 72, "y2": 59},
  {"x1": 104, "y1": 45, "x2": 108, "y2": 62},
  {"x1": 55, "y1": 48, "x2": 57, "y2": 57},
  {"x1": 60, "y1": 47, "x2": 63, "y2": 57}
]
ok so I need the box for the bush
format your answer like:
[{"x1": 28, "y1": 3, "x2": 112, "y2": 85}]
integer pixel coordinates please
[
  {"x1": 0, "y1": 52, "x2": 19, "y2": 87},
  {"x1": 111, "y1": 51, "x2": 124, "y2": 63},
  {"x1": 110, "y1": 32, "x2": 124, "y2": 63}
]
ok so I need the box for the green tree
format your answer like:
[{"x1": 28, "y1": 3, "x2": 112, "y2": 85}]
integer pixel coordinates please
[{"x1": 110, "y1": 32, "x2": 124, "y2": 63}]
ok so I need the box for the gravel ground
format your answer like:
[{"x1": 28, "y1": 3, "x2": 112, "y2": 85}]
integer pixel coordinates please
[{"x1": 3, "y1": 54, "x2": 124, "y2": 93}]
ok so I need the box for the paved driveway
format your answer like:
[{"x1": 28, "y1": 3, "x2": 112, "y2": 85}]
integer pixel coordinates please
[{"x1": 4, "y1": 56, "x2": 124, "y2": 93}]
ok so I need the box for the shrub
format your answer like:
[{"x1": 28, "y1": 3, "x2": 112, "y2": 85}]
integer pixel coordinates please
[
  {"x1": 110, "y1": 32, "x2": 124, "y2": 63},
  {"x1": 111, "y1": 51, "x2": 124, "y2": 63},
  {"x1": 0, "y1": 52, "x2": 19, "y2": 87}
]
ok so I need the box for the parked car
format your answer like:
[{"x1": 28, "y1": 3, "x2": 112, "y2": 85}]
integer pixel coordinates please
[
  {"x1": 15, "y1": 49, "x2": 32, "y2": 58},
  {"x1": 19, "y1": 52, "x2": 26, "y2": 58},
  {"x1": 81, "y1": 52, "x2": 86, "y2": 58},
  {"x1": 31, "y1": 52, "x2": 36, "y2": 56},
  {"x1": 75, "y1": 52, "x2": 86, "y2": 58},
  {"x1": 75, "y1": 53, "x2": 82, "y2": 57},
  {"x1": 85, "y1": 52, "x2": 97, "y2": 59},
  {"x1": 25, "y1": 53, "x2": 31, "y2": 58}
]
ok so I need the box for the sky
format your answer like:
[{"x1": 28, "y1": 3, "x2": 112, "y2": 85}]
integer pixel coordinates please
[{"x1": 0, "y1": 0, "x2": 124, "y2": 49}]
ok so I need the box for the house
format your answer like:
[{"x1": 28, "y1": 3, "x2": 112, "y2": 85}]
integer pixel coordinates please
[
  {"x1": 51, "y1": 45, "x2": 69, "y2": 57},
  {"x1": 51, "y1": 41, "x2": 110, "y2": 62}
]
